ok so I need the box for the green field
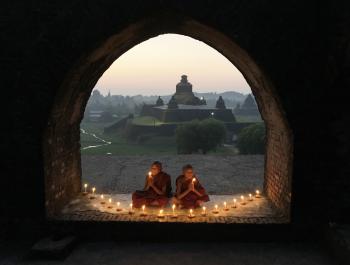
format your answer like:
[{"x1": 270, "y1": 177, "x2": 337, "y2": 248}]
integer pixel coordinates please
[{"x1": 80, "y1": 121, "x2": 237, "y2": 155}]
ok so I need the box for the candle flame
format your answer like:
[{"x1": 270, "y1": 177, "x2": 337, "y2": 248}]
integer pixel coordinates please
[
  {"x1": 215, "y1": 204, "x2": 218, "y2": 210},
  {"x1": 130, "y1": 203, "x2": 133, "y2": 208},
  {"x1": 256, "y1": 190, "x2": 260, "y2": 194},
  {"x1": 203, "y1": 206, "x2": 206, "y2": 211},
  {"x1": 172, "y1": 204, "x2": 176, "y2": 210},
  {"x1": 117, "y1": 201, "x2": 120, "y2": 207},
  {"x1": 233, "y1": 198, "x2": 237, "y2": 203},
  {"x1": 101, "y1": 194, "x2": 104, "y2": 199},
  {"x1": 142, "y1": 205, "x2": 145, "y2": 211},
  {"x1": 190, "y1": 209, "x2": 193, "y2": 214},
  {"x1": 92, "y1": 187, "x2": 96, "y2": 193},
  {"x1": 84, "y1": 183, "x2": 88, "y2": 188},
  {"x1": 192, "y1": 178, "x2": 196, "y2": 183},
  {"x1": 241, "y1": 195, "x2": 244, "y2": 200},
  {"x1": 148, "y1": 171, "x2": 152, "y2": 176},
  {"x1": 159, "y1": 209, "x2": 163, "y2": 214},
  {"x1": 108, "y1": 198, "x2": 112, "y2": 203}
]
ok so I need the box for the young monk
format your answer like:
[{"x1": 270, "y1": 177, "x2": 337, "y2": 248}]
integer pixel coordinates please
[
  {"x1": 173, "y1": 164, "x2": 209, "y2": 208},
  {"x1": 132, "y1": 161, "x2": 172, "y2": 208}
]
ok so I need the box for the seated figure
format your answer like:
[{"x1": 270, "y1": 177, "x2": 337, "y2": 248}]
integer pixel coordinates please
[
  {"x1": 132, "y1": 161, "x2": 172, "y2": 208},
  {"x1": 172, "y1": 164, "x2": 209, "y2": 208}
]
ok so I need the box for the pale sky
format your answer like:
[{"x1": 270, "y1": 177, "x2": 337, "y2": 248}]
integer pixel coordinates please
[{"x1": 94, "y1": 34, "x2": 251, "y2": 96}]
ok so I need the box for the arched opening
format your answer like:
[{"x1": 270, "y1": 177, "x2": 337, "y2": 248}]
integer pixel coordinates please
[{"x1": 43, "y1": 17, "x2": 293, "y2": 223}]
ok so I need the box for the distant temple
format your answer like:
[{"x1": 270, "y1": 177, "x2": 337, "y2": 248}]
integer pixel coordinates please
[
  {"x1": 234, "y1": 94, "x2": 260, "y2": 116},
  {"x1": 140, "y1": 75, "x2": 236, "y2": 123}
]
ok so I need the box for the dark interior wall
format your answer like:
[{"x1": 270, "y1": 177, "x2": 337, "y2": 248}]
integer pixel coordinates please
[{"x1": 2, "y1": 1, "x2": 349, "y2": 223}]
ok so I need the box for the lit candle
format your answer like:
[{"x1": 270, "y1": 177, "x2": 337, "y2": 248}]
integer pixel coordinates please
[
  {"x1": 148, "y1": 171, "x2": 152, "y2": 179},
  {"x1": 90, "y1": 187, "x2": 96, "y2": 199},
  {"x1": 116, "y1": 201, "x2": 122, "y2": 211},
  {"x1": 223, "y1": 201, "x2": 229, "y2": 211},
  {"x1": 171, "y1": 204, "x2": 177, "y2": 218},
  {"x1": 201, "y1": 206, "x2": 207, "y2": 216},
  {"x1": 213, "y1": 204, "x2": 219, "y2": 214},
  {"x1": 158, "y1": 209, "x2": 165, "y2": 218},
  {"x1": 232, "y1": 198, "x2": 237, "y2": 208},
  {"x1": 255, "y1": 190, "x2": 261, "y2": 198},
  {"x1": 100, "y1": 194, "x2": 105, "y2": 204},
  {"x1": 107, "y1": 198, "x2": 113, "y2": 208},
  {"x1": 249, "y1": 193, "x2": 253, "y2": 201},
  {"x1": 129, "y1": 203, "x2": 134, "y2": 214},
  {"x1": 192, "y1": 178, "x2": 196, "y2": 184},
  {"x1": 240, "y1": 195, "x2": 246, "y2": 205},
  {"x1": 140, "y1": 205, "x2": 147, "y2": 216},
  {"x1": 83, "y1": 183, "x2": 88, "y2": 194},
  {"x1": 188, "y1": 209, "x2": 195, "y2": 218}
]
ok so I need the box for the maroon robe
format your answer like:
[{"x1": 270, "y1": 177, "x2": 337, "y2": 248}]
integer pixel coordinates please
[
  {"x1": 175, "y1": 175, "x2": 209, "y2": 208},
  {"x1": 132, "y1": 171, "x2": 172, "y2": 208}
]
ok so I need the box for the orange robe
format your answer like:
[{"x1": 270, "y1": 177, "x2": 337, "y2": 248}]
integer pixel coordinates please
[
  {"x1": 132, "y1": 171, "x2": 172, "y2": 208},
  {"x1": 175, "y1": 175, "x2": 209, "y2": 208}
]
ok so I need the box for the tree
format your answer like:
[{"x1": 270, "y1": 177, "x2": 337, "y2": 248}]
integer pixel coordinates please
[
  {"x1": 175, "y1": 118, "x2": 226, "y2": 154},
  {"x1": 237, "y1": 123, "x2": 265, "y2": 154}
]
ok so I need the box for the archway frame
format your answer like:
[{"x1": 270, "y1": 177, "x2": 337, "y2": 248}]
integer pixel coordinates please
[{"x1": 43, "y1": 15, "x2": 293, "y2": 220}]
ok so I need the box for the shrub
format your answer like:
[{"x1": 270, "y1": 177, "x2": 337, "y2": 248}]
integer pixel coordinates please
[{"x1": 237, "y1": 123, "x2": 265, "y2": 154}]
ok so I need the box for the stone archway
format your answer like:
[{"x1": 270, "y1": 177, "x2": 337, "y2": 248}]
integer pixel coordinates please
[{"x1": 43, "y1": 16, "x2": 293, "y2": 219}]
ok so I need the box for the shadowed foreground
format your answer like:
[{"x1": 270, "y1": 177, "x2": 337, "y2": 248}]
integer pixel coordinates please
[{"x1": 0, "y1": 241, "x2": 334, "y2": 265}]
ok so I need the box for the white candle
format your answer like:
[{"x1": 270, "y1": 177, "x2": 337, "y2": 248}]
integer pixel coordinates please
[
  {"x1": 128, "y1": 203, "x2": 134, "y2": 214},
  {"x1": 84, "y1": 183, "x2": 88, "y2": 193},
  {"x1": 202, "y1": 206, "x2": 207, "y2": 216},
  {"x1": 188, "y1": 209, "x2": 195, "y2": 218},
  {"x1": 148, "y1": 171, "x2": 152, "y2": 178},
  {"x1": 158, "y1": 209, "x2": 165, "y2": 218},
  {"x1": 192, "y1": 178, "x2": 196, "y2": 184},
  {"x1": 107, "y1": 198, "x2": 113, "y2": 208},
  {"x1": 116, "y1": 201, "x2": 122, "y2": 211},
  {"x1": 223, "y1": 201, "x2": 228, "y2": 210},
  {"x1": 213, "y1": 204, "x2": 219, "y2": 213},
  {"x1": 141, "y1": 205, "x2": 147, "y2": 216},
  {"x1": 240, "y1": 195, "x2": 246, "y2": 205},
  {"x1": 232, "y1": 198, "x2": 237, "y2": 208},
  {"x1": 100, "y1": 194, "x2": 105, "y2": 204},
  {"x1": 255, "y1": 190, "x2": 261, "y2": 198},
  {"x1": 90, "y1": 187, "x2": 96, "y2": 199},
  {"x1": 249, "y1": 194, "x2": 253, "y2": 201}
]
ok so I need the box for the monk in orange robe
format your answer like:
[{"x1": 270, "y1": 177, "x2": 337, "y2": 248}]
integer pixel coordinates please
[
  {"x1": 173, "y1": 164, "x2": 209, "y2": 208},
  {"x1": 132, "y1": 161, "x2": 172, "y2": 208}
]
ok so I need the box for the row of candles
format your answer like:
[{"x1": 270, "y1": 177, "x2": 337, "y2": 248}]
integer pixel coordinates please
[{"x1": 82, "y1": 183, "x2": 261, "y2": 218}]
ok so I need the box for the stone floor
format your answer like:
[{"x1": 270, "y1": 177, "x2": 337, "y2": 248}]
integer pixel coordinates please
[
  {"x1": 81, "y1": 154, "x2": 264, "y2": 195},
  {"x1": 58, "y1": 193, "x2": 287, "y2": 223}
]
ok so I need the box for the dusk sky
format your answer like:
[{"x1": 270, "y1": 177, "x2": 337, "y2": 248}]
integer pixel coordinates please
[{"x1": 94, "y1": 34, "x2": 251, "y2": 96}]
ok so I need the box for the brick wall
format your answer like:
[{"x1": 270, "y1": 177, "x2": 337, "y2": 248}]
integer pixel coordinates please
[{"x1": 2, "y1": 1, "x2": 349, "y2": 223}]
